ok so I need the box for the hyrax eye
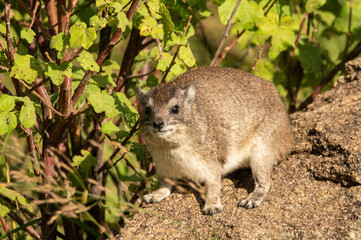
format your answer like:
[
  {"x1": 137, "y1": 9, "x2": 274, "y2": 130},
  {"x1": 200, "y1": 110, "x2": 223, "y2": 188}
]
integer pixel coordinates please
[
  {"x1": 145, "y1": 107, "x2": 152, "y2": 115},
  {"x1": 171, "y1": 105, "x2": 180, "y2": 114}
]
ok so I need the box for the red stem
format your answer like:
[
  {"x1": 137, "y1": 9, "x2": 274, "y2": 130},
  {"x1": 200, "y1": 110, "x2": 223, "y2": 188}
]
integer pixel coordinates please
[
  {"x1": 210, "y1": 0, "x2": 242, "y2": 66},
  {"x1": 298, "y1": 41, "x2": 361, "y2": 110},
  {"x1": 0, "y1": 214, "x2": 12, "y2": 240},
  {"x1": 44, "y1": 0, "x2": 58, "y2": 35},
  {"x1": 72, "y1": 0, "x2": 141, "y2": 107}
]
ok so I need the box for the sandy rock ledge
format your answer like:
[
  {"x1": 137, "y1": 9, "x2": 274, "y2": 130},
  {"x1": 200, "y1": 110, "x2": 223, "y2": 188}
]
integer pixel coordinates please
[{"x1": 117, "y1": 59, "x2": 361, "y2": 239}]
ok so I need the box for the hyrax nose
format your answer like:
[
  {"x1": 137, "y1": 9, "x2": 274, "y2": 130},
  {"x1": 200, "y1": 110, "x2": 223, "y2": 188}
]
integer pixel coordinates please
[{"x1": 153, "y1": 121, "x2": 164, "y2": 129}]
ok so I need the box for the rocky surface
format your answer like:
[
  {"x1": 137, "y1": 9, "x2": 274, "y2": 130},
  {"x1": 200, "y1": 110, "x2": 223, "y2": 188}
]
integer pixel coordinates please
[{"x1": 118, "y1": 59, "x2": 361, "y2": 239}]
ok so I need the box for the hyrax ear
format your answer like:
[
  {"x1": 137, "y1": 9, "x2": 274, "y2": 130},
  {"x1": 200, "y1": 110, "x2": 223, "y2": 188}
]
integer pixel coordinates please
[
  {"x1": 184, "y1": 84, "x2": 195, "y2": 106},
  {"x1": 136, "y1": 87, "x2": 148, "y2": 105}
]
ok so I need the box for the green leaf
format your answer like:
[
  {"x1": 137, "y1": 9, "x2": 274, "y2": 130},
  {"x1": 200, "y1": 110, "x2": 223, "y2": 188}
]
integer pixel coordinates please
[
  {"x1": 69, "y1": 22, "x2": 97, "y2": 50},
  {"x1": 252, "y1": 58, "x2": 274, "y2": 81},
  {"x1": 116, "y1": 12, "x2": 129, "y2": 31},
  {"x1": 113, "y1": 92, "x2": 139, "y2": 128},
  {"x1": 70, "y1": 150, "x2": 97, "y2": 187},
  {"x1": 235, "y1": 0, "x2": 264, "y2": 30},
  {"x1": 160, "y1": 2, "x2": 175, "y2": 46},
  {"x1": 91, "y1": 74, "x2": 116, "y2": 87},
  {"x1": 139, "y1": 17, "x2": 158, "y2": 37},
  {"x1": 0, "y1": 187, "x2": 29, "y2": 207},
  {"x1": 101, "y1": 59, "x2": 121, "y2": 75},
  {"x1": 95, "y1": 0, "x2": 112, "y2": 9},
  {"x1": 0, "y1": 23, "x2": 5, "y2": 35},
  {"x1": 19, "y1": 97, "x2": 36, "y2": 129},
  {"x1": 305, "y1": 0, "x2": 326, "y2": 13},
  {"x1": 0, "y1": 112, "x2": 17, "y2": 135},
  {"x1": 88, "y1": 91, "x2": 119, "y2": 118},
  {"x1": 0, "y1": 203, "x2": 10, "y2": 218},
  {"x1": 218, "y1": 0, "x2": 238, "y2": 25},
  {"x1": 156, "y1": 52, "x2": 173, "y2": 71},
  {"x1": 10, "y1": 54, "x2": 43, "y2": 84},
  {"x1": 255, "y1": 15, "x2": 297, "y2": 59},
  {"x1": 73, "y1": 150, "x2": 97, "y2": 168},
  {"x1": 179, "y1": 45, "x2": 196, "y2": 67},
  {"x1": 50, "y1": 32, "x2": 69, "y2": 59},
  {"x1": 77, "y1": 51, "x2": 100, "y2": 72},
  {"x1": 146, "y1": 74, "x2": 159, "y2": 87},
  {"x1": 130, "y1": 142, "x2": 150, "y2": 164},
  {"x1": 90, "y1": 16, "x2": 107, "y2": 31},
  {"x1": 45, "y1": 62, "x2": 72, "y2": 86},
  {"x1": 101, "y1": 121, "x2": 120, "y2": 134},
  {"x1": 296, "y1": 41, "x2": 322, "y2": 75},
  {"x1": 280, "y1": 16, "x2": 299, "y2": 31},
  {"x1": 0, "y1": 94, "x2": 15, "y2": 112},
  {"x1": 20, "y1": 29, "x2": 36, "y2": 43},
  {"x1": 269, "y1": 28, "x2": 295, "y2": 59}
]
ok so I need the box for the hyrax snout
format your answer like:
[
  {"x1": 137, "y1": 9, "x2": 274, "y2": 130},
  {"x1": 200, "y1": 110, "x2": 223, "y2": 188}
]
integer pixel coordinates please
[{"x1": 137, "y1": 67, "x2": 293, "y2": 215}]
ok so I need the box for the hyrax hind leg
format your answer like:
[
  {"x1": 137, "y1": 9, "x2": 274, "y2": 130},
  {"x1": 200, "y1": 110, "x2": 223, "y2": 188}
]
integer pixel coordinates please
[{"x1": 238, "y1": 146, "x2": 273, "y2": 209}]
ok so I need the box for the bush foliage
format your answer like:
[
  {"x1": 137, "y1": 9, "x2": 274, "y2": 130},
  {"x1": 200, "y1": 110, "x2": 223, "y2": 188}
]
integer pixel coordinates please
[{"x1": 0, "y1": 0, "x2": 360, "y2": 238}]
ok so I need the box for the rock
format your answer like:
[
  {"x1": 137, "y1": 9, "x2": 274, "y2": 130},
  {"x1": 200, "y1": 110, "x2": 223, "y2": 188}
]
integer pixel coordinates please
[
  {"x1": 292, "y1": 58, "x2": 361, "y2": 186},
  {"x1": 117, "y1": 59, "x2": 361, "y2": 239}
]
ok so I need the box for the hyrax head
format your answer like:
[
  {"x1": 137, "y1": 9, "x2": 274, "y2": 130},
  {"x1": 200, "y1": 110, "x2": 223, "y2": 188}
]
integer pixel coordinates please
[{"x1": 137, "y1": 84, "x2": 195, "y2": 140}]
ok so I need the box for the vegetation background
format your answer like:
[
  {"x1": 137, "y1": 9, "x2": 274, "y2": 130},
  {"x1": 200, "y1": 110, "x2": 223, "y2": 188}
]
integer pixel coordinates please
[{"x1": 0, "y1": 0, "x2": 360, "y2": 239}]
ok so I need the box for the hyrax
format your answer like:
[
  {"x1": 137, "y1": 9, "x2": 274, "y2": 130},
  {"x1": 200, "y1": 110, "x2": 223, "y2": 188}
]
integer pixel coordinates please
[{"x1": 137, "y1": 67, "x2": 293, "y2": 215}]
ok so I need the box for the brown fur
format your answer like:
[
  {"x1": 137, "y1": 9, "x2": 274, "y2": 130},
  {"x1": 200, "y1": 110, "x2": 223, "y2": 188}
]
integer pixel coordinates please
[{"x1": 137, "y1": 67, "x2": 293, "y2": 214}]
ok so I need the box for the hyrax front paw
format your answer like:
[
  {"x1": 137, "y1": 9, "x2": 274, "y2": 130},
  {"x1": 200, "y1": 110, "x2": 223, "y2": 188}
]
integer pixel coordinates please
[
  {"x1": 202, "y1": 203, "x2": 223, "y2": 215},
  {"x1": 143, "y1": 192, "x2": 168, "y2": 203}
]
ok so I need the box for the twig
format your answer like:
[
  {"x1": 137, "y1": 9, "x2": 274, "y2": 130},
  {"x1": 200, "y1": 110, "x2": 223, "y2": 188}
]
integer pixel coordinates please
[
  {"x1": 115, "y1": 28, "x2": 143, "y2": 92},
  {"x1": 249, "y1": 48, "x2": 263, "y2": 73},
  {"x1": 0, "y1": 65, "x2": 10, "y2": 71},
  {"x1": 160, "y1": 47, "x2": 180, "y2": 85},
  {"x1": 44, "y1": 0, "x2": 59, "y2": 35},
  {"x1": 64, "y1": 0, "x2": 79, "y2": 35},
  {"x1": 210, "y1": 0, "x2": 242, "y2": 66},
  {"x1": 5, "y1": 0, "x2": 23, "y2": 96},
  {"x1": 343, "y1": 0, "x2": 353, "y2": 59},
  {"x1": 212, "y1": 0, "x2": 276, "y2": 67},
  {"x1": 160, "y1": 15, "x2": 192, "y2": 85},
  {"x1": 17, "y1": 79, "x2": 64, "y2": 116},
  {"x1": 48, "y1": 0, "x2": 95, "y2": 31},
  {"x1": 0, "y1": 37, "x2": 10, "y2": 61},
  {"x1": 0, "y1": 80, "x2": 12, "y2": 95},
  {"x1": 72, "y1": 0, "x2": 141, "y2": 107},
  {"x1": 16, "y1": 0, "x2": 52, "y2": 40},
  {"x1": 290, "y1": 12, "x2": 308, "y2": 58},
  {"x1": 307, "y1": 13, "x2": 313, "y2": 42},
  {"x1": 22, "y1": 126, "x2": 41, "y2": 176},
  {"x1": 264, "y1": 0, "x2": 276, "y2": 16},
  {"x1": 298, "y1": 40, "x2": 361, "y2": 110},
  {"x1": 0, "y1": 214, "x2": 12, "y2": 240},
  {"x1": 125, "y1": 69, "x2": 156, "y2": 80},
  {"x1": 14, "y1": 0, "x2": 39, "y2": 53},
  {"x1": 213, "y1": 29, "x2": 245, "y2": 67},
  {"x1": 262, "y1": 0, "x2": 273, "y2": 10},
  {"x1": 288, "y1": 12, "x2": 309, "y2": 112},
  {"x1": 7, "y1": 213, "x2": 41, "y2": 240},
  {"x1": 183, "y1": 14, "x2": 193, "y2": 36},
  {"x1": 93, "y1": 118, "x2": 141, "y2": 178},
  {"x1": 5, "y1": 0, "x2": 14, "y2": 66},
  {"x1": 145, "y1": 2, "x2": 162, "y2": 59}
]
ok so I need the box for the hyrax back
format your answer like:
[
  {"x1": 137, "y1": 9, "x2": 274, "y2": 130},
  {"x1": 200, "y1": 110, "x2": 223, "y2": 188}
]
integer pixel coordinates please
[{"x1": 138, "y1": 67, "x2": 293, "y2": 215}]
